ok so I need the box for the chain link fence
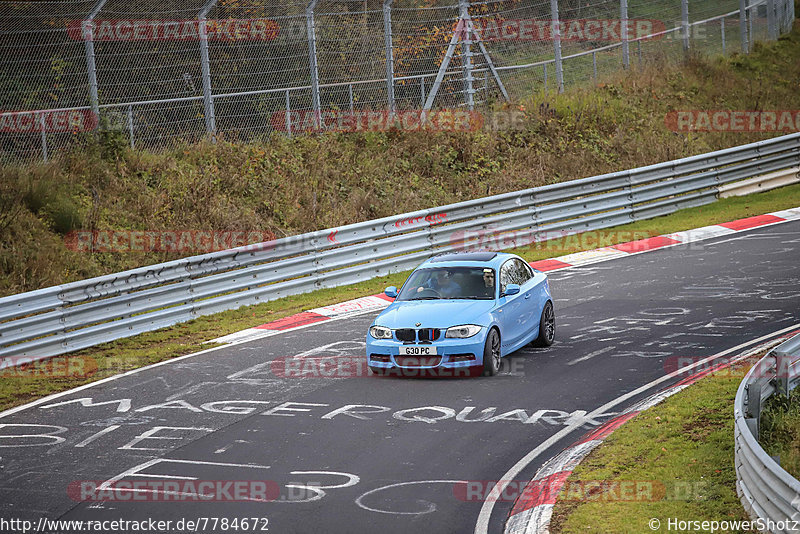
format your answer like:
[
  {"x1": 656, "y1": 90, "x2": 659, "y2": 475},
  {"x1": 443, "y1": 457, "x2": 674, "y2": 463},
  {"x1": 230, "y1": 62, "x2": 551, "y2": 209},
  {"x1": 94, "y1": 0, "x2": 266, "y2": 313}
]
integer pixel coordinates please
[{"x1": 0, "y1": 0, "x2": 795, "y2": 160}]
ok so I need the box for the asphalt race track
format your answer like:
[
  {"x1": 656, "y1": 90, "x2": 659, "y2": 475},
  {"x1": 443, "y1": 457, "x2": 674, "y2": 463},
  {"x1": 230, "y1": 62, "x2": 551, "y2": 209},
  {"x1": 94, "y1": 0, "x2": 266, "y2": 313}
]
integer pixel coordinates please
[{"x1": 1, "y1": 220, "x2": 799, "y2": 534}]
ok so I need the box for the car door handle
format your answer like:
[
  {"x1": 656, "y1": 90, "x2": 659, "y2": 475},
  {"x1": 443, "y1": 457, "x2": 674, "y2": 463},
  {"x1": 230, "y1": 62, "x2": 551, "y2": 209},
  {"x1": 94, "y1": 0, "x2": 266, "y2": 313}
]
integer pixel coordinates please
[{"x1": 524, "y1": 294, "x2": 531, "y2": 299}]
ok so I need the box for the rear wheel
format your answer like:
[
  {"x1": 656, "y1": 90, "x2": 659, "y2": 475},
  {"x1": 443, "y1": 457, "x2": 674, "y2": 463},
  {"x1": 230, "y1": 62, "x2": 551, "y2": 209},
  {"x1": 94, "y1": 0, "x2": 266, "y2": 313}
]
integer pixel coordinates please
[
  {"x1": 532, "y1": 301, "x2": 555, "y2": 347},
  {"x1": 482, "y1": 328, "x2": 501, "y2": 376}
]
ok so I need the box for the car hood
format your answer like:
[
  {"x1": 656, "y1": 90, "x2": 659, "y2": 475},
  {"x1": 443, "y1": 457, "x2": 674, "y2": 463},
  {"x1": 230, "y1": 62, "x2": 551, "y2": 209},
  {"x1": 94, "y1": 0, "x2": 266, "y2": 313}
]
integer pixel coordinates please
[{"x1": 375, "y1": 299, "x2": 496, "y2": 329}]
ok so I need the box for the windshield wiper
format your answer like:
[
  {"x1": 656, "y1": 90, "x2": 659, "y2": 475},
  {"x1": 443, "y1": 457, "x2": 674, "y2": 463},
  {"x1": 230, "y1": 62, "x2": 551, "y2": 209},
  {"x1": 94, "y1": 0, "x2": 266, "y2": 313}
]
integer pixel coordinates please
[{"x1": 408, "y1": 296, "x2": 440, "y2": 301}]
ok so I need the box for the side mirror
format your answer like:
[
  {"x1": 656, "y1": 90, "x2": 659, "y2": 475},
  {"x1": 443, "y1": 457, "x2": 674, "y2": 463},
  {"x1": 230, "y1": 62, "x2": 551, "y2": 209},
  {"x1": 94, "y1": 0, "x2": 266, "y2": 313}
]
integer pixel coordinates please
[
  {"x1": 502, "y1": 284, "x2": 520, "y2": 297},
  {"x1": 384, "y1": 286, "x2": 398, "y2": 298}
]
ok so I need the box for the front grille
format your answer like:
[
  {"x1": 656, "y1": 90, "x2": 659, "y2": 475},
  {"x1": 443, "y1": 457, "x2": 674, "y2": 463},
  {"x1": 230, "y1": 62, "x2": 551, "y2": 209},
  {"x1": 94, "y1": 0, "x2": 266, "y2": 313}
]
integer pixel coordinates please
[
  {"x1": 394, "y1": 356, "x2": 443, "y2": 368},
  {"x1": 395, "y1": 329, "x2": 416, "y2": 342},
  {"x1": 418, "y1": 328, "x2": 441, "y2": 342}
]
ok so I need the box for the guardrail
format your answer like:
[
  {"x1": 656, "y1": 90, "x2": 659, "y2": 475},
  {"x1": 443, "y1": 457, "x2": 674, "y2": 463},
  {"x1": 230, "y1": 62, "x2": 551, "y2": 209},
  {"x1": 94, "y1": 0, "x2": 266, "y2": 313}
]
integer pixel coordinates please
[
  {"x1": 1, "y1": 132, "x2": 799, "y2": 365},
  {"x1": 735, "y1": 333, "x2": 800, "y2": 532}
]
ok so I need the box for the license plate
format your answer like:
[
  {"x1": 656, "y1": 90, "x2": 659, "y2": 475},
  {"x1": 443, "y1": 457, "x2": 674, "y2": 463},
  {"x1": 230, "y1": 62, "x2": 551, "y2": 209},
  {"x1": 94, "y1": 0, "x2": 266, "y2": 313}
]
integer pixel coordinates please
[{"x1": 399, "y1": 345, "x2": 437, "y2": 356}]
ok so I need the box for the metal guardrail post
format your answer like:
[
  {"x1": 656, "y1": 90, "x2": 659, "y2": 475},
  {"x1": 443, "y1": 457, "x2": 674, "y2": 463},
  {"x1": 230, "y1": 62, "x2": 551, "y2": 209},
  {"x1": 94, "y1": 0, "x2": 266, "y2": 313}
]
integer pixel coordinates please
[
  {"x1": 383, "y1": 0, "x2": 396, "y2": 116},
  {"x1": 550, "y1": 0, "x2": 564, "y2": 93},
  {"x1": 739, "y1": 0, "x2": 749, "y2": 54},
  {"x1": 199, "y1": 0, "x2": 218, "y2": 139},
  {"x1": 306, "y1": 0, "x2": 322, "y2": 127},
  {"x1": 681, "y1": 0, "x2": 690, "y2": 53},
  {"x1": 735, "y1": 333, "x2": 800, "y2": 528},
  {"x1": 459, "y1": 0, "x2": 475, "y2": 111},
  {"x1": 767, "y1": 0, "x2": 777, "y2": 40},
  {"x1": 620, "y1": 0, "x2": 629, "y2": 69}
]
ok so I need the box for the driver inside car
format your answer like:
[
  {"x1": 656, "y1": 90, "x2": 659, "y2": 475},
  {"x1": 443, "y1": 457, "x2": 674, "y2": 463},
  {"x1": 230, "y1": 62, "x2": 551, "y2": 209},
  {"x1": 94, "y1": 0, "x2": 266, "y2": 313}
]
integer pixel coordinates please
[{"x1": 417, "y1": 270, "x2": 461, "y2": 298}]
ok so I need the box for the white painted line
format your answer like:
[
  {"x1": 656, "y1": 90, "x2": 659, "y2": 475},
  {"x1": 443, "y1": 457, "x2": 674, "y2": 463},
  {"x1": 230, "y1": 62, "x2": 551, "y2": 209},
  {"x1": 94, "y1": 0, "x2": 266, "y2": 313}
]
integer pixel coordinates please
[
  {"x1": 665, "y1": 224, "x2": 736, "y2": 243},
  {"x1": 772, "y1": 207, "x2": 800, "y2": 220},
  {"x1": 474, "y1": 322, "x2": 800, "y2": 534},
  {"x1": 556, "y1": 247, "x2": 627, "y2": 266},
  {"x1": 566, "y1": 346, "x2": 614, "y2": 366},
  {"x1": 0, "y1": 305, "x2": 383, "y2": 421},
  {"x1": 208, "y1": 328, "x2": 278, "y2": 345}
]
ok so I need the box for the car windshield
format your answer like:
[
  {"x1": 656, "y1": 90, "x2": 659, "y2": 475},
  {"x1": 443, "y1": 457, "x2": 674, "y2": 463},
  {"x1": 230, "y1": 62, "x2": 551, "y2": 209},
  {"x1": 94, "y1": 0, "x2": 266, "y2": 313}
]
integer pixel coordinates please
[{"x1": 396, "y1": 267, "x2": 496, "y2": 301}]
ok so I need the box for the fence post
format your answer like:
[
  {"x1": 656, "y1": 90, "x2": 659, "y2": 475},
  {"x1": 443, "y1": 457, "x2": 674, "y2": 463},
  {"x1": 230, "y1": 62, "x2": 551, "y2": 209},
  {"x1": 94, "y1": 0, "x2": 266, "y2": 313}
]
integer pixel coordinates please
[
  {"x1": 348, "y1": 84, "x2": 354, "y2": 113},
  {"x1": 82, "y1": 0, "x2": 107, "y2": 122},
  {"x1": 739, "y1": 0, "x2": 749, "y2": 53},
  {"x1": 384, "y1": 0, "x2": 396, "y2": 116},
  {"x1": 420, "y1": 77, "x2": 426, "y2": 107},
  {"x1": 681, "y1": 0, "x2": 690, "y2": 53},
  {"x1": 767, "y1": 0, "x2": 777, "y2": 40},
  {"x1": 198, "y1": 0, "x2": 218, "y2": 138},
  {"x1": 127, "y1": 105, "x2": 134, "y2": 148},
  {"x1": 620, "y1": 0, "x2": 629, "y2": 69},
  {"x1": 721, "y1": 18, "x2": 726, "y2": 54},
  {"x1": 543, "y1": 63, "x2": 548, "y2": 94},
  {"x1": 791, "y1": 0, "x2": 796, "y2": 33},
  {"x1": 285, "y1": 90, "x2": 292, "y2": 137},
  {"x1": 459, "y1": 0, "x2": 475, "y2": 110},
  {"x1": 306, "y1": 1, "x2": 322, "y2": 127},
  {"x1": 40, "y1": 114, "x2": 48, "y2": 162},
  {"x1": 550, "y1": 0, "x2": 564, "y2": 93}
]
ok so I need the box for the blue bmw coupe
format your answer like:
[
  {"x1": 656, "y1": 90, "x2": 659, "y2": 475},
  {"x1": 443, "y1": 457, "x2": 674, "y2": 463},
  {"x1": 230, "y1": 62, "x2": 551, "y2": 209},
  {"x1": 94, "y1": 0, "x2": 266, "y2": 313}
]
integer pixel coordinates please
[{"x1": 366, "y1": 251, "x2": 555, "y2": 377}]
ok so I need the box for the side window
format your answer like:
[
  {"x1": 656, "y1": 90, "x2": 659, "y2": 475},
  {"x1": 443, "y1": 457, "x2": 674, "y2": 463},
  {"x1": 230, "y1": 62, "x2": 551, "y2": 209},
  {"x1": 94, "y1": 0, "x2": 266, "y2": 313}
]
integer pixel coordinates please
[
  {"x1": 499, "y1": 261, "x2": 514, "y2": 293},
  {"x1": 514, "y1": 259, "x2": 533, "y2": 285}
]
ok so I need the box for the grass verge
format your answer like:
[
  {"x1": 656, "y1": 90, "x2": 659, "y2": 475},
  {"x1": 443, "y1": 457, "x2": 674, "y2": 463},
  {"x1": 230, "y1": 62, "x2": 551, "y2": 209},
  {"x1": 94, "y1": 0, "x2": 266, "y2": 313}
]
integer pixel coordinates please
[
  {"x1": 759, "y1": 384, "x2": 800, "y2": 480},
  {"x1": 1, "y1": 185, "x2": 799, "y2": 413},
  {"x1": 549, "y1": 352, "x2": 770, "y2": 534}
]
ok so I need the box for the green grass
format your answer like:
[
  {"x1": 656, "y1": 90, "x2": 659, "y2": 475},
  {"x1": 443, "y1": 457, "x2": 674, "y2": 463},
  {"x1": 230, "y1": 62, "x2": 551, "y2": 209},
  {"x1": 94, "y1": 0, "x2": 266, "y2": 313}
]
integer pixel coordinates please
[
  {"x1": 1, "y1": 185, "x2": 799, "y2": 413},
  {"x1": 550, "y1": 352, "x2": 768, "y2": 534},
  {"x1": 759, "y1": 386, "x2": 800, "y2": 480}
]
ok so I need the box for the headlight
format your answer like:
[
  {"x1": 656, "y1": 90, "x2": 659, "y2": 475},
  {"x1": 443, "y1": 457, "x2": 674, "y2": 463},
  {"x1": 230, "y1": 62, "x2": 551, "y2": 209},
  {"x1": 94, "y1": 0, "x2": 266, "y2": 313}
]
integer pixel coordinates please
[
  {"x1": 369, "y1": 326, "x2": 393, "y2": 339},
  {"x1": 445, "y1": 325, "x2": 482, "y2": 338}
]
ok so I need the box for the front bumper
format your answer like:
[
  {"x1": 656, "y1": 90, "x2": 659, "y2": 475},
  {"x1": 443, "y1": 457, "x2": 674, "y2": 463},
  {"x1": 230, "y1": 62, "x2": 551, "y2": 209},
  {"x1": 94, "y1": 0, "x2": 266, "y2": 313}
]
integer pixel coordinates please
[{"x1": 366, "y1": 328, "x2": 488, "y2": 370}]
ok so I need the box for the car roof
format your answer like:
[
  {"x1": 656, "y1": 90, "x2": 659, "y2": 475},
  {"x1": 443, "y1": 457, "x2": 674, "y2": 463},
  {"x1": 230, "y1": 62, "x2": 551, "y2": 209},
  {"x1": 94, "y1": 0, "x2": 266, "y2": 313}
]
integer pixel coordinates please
[{"x1": 420, "y1": 251, "x2": 517, "y2": 269}]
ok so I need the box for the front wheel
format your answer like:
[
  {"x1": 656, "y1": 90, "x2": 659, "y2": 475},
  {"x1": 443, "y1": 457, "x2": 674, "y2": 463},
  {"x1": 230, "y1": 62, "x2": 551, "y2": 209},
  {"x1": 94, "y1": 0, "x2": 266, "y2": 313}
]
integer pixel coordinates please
[
  {"x1": 532, "y1": 301, "x2": 555, "y2": 347},
  {"x1": 482, "y1": 328, "x2": 501, "y2": 376}
]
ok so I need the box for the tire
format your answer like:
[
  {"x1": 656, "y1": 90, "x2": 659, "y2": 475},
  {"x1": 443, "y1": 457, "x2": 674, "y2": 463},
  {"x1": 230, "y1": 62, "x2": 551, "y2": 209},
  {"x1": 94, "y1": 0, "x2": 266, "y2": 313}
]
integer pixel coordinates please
[
  {"x1": 532, "y1": 301, "x2": 555, "y2": 347},
  {"x1": 482, "y1": 328, "x2": 502, "y2": 377}
]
